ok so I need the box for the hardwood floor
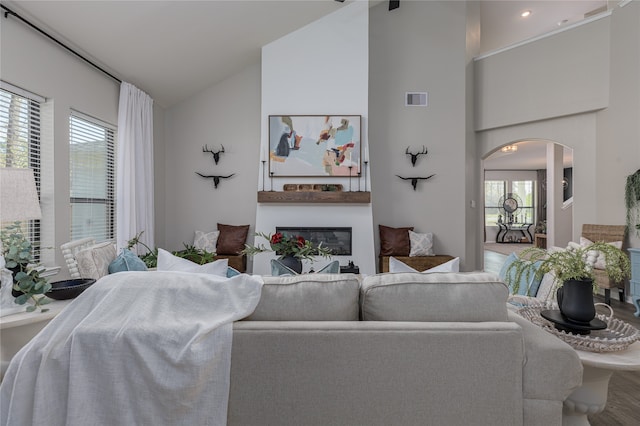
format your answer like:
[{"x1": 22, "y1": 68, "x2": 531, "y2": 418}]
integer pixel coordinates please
[{"x1": 483, "y1": 249, "x2": 640, "y2": 425}]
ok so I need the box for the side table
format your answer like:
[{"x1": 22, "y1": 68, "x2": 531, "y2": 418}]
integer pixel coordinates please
[
  {"x1": 563, "y1": 342, "x2": 640, "y2": 426},
  {"x1": 0, "y1": 299, "x2": 71, "y2": 380}
]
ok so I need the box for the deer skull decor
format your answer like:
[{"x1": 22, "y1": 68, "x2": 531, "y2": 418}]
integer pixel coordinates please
[
  {"x1": 405, "y1": 146, "x2": 427, "y2": 166},
  {"x1": 203, "y1": 144, "x2": 225, "y2": 164},
  {"x1": 396, "y1": 174, "x2": 436, "y2": 191},
  {"x1": 196, "y1": 173, "x2": 235, "y2": 189}
]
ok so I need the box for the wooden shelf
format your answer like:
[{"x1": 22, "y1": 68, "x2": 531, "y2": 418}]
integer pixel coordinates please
[{"x1": 258, "y1": 191, "x2": 370, "y2": 204}]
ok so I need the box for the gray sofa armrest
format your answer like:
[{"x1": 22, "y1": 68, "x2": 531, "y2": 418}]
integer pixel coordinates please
[{"x1": 508, "y1": 310, "x2": 583, "y2": 400}]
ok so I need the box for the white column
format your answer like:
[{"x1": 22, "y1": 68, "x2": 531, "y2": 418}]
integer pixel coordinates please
[{"x1": 546, "y1": 143, "x2": 564, "y2": 248}]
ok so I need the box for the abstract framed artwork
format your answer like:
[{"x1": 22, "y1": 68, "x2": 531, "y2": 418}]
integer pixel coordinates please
[{"x1": 268, "y1": 115, "x2": 361, "y2": 177}]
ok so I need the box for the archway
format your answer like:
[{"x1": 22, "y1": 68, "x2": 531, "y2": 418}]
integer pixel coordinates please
[{"x1": 481, "y1": 139, "x2": 574, "y2": 274}]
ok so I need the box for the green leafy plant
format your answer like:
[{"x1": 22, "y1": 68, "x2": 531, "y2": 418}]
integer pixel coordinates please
[
  {"x1": 127, "y1": 231, "x2": 158, "y2": 268},
  {"x1": 242, "y1": 232, "x2": 332, "y2": 261},
  {"x1": 1, "y1": 222, "x2": 51, "y2": 312},
  {"x1": 506, "y1": 241, "x2": 630, "y2": 294},
  {"x1": 172, "y1": 244, "x2": 217, "y2": 264},
  {"x1": 625, "y1": 170, "x2": 640, "y2": 237},
  {"x1": 127, "y1": 231, "x2": 217, "y2": 268}
]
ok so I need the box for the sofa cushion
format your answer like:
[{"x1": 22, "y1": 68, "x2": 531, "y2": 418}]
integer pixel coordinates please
[
  {"x1": 360, "y1": 272, "x2": 509, "y2": 321},
  {"x1": 157, "y1": 248, "x2": 228, "y2": 276},
  {"x1": 389, "y1": 256, "x2": 459, "y2": 273},
  {"x1": 246, "y1": 274, "x2": 360, "y2": 321},
  {"x1": 193, "y1": 230, "x2": 219, "y2": 253},
  {"x1": 379, "y1": 225, "x2": 413, "y2": 256},
  {"x1": 76, "y1": 241, "x2": 117, "y2": 280},
  {"x1": 498, "y1": 253, "x2": 543, "y2": 296},
  {"x1": 216, "y1": 223, "x2": 249, "y2": 255},
  {"x1": 271, "y1": 259, "x2": 340, "y2": 276},
  {"x1": 108, "y1": 248, "x2": 148, "y2": 274},
  {"x1": 408, "y1": 230, "x2": 434, "y2": 256}
]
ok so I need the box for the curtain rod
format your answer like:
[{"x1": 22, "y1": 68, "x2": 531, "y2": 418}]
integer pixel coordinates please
[{"x1": 1, "y1": 4, "x2": 122, "y2": 84}]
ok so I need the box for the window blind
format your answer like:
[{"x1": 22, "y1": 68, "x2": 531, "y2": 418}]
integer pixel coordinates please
[
  {"x1": 0, "y1": 85, "x2": 42, "y2": 259},
  {"x1": 69, "y1": 112, "x2": 116, "y2": 242}
]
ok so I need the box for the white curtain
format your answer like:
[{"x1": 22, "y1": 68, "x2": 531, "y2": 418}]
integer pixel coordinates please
[{"x1": 116, "y1": 82, "x2": 154, "y2": 252}]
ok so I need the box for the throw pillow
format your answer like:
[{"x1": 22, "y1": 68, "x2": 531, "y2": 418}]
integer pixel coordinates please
[
  {"x1": 271, "y1": 260, "x2": 341, "y2": 276},
  {"x1": 379, "y1": 225, "x2": 414, "y2": 256},
  {"x1": 157, "y1": 248, "x2": 228, "y2": 276},
  {"x1": 108, "y1": 248, "x2": 148, "y2": 274},
  {"x1": 226, "y1": 266, "x2": 241, "y2": 278},
  {"x1": 216, "y1": 223, "x2": 249, "y2": 255},
  {"x1": 408, "y1": 230, "x2": 434, "y2": 257},
  {"x1": 193, "y1": 230, "x2": 220, "y2": 253},
  {"x1": 388, "y1": 256, "x2": 460, "y2": 273},
  {"x1": 271, "y1": 259, "x2": 298, "y2": 276},
  {"x1": 498, "y1": 252, "x2": 543, "y2": 296},
  {"x1": 579, "y1": 237, "x2": 622, "y2": 270},
  {"x1": 75, "y1": 241, "x2": 117, "y2": 280}
]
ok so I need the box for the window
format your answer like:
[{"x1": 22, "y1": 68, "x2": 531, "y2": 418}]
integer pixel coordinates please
[
  {"x1": 484, "y1": 179, "x2": 535, "y2": 226},
  {"x1": 511, "y1": 180, "x2": 535, "y2": 224},
  {"x1": 484, "y1": 180, "x2": 506, "y2": 226},
  {"x1": 69, "y1": 112, "x2": 116, "y2": 241},
  {"x1": 0, "y1": 84, "x2": 42, "y2": 259}
]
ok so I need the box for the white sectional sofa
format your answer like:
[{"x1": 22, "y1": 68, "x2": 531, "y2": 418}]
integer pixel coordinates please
[{"x1": 228, "y1": 272, "x2": 583, "y2": 426}]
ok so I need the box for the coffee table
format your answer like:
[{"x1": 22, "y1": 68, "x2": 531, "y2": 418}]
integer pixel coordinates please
[{"x1": 562, "y1": 341, "x2": 640, "y2": 426}]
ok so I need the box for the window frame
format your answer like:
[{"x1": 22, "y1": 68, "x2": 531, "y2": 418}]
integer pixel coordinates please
[
  {"x1": 0, "y1": 82, "x2": 44, "y2": 259},
  {"x1": 69, "y1": 110, "x2": 117, "y2": 242}
]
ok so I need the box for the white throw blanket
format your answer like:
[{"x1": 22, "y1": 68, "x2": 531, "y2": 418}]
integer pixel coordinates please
[{"x1": 0, "y1": 271, "x2": 263, "y2": 426}]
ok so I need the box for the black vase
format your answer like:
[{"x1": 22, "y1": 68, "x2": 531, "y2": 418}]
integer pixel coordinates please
[
  {"x1": 280, "y1": 255, "x2": 303, "y2": 274},
  {"x1": 556, "y1": 279, "x2": 596, "y2": 324}
]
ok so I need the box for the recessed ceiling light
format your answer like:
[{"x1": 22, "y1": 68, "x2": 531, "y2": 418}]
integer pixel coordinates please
[
  {"x1": 557, "y1": 19, "x2": 569, "y2": 26},
  {"x1": 521, "y1": 10, "x2": 531, "y2": 18}
]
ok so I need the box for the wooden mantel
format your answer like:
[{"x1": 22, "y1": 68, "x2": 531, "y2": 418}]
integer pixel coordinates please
[{"x1": 257, "y1": 191, "x2": 371, "y2": 204}]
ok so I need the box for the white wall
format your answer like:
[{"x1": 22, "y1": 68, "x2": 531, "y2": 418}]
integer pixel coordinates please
[
  {"x1": 369, "y1": 0, "x2": 471, "y2": 269},
  {"x1": 254, "y1": 1, "x2": 372, "y2": 275},
  {"x1": 475, "y1": 14, "x2": 610, "y2": 131},
  {"x1": 163, "y1": 63, "x2": 261, "y2": 251}
]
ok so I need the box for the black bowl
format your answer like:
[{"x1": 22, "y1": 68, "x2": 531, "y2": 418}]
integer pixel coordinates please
[{"x1": 45, "y1": 278, "x2": 96, "y2": 300}]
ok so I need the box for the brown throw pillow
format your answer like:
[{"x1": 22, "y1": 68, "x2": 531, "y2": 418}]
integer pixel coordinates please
[
  {"x1": 216, "y1": 223, "x2": 250, "y2": 255},
  {"x1": 379, "y1": 225, "x2": 414, "y2": 256}
]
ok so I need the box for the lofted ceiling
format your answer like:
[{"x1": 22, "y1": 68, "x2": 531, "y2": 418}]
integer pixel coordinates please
[{"x1": 3, "y1": 0, "x2": 608, "y2": 108}]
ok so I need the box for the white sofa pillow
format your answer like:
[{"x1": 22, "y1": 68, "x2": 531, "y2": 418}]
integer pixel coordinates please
[
  {"x1": 75, "y1": 241, "x2": 117, "y2": 280},
  {"x1": 157, "y1": 248, "x2": 228, "y2": 276},
  {"x1": 408, "y1": 230, "x2": 434, "y2": 256},
  {"x1": 389, "y1": 256, "x2": 459, "y2": 273},
  {"x1": 579, "y1": 237, "x2": 622, "y2": 270},
  {"x1": 194, "y1": 230, "x2": 220, "y2": 253}
]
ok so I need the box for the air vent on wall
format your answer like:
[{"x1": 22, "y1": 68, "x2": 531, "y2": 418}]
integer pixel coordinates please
[{"x1": 405, "y1": 92, "x2": 428, "y2": 107}]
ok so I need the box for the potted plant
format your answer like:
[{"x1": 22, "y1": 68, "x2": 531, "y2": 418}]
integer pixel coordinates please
[
  {"x1": 127, "y1": 232, "x2": 217, "y2": 268},
  {"x1": 506, "y1": 241, "x2": 630, "y2": 324},
  {"x1": 625, "y1": 169, "x2": 640, "y2": 237},
  {"x1": 1, "y1": 222, "x2": 51, "y2": 312},
  {"x1": 242, "y1": 232, "x2": 332, "y2": 273}
]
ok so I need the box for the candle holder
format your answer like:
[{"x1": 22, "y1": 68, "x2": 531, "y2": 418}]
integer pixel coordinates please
[
  {"x1": 261, "y1": 161, "x2": 266, "y2": 192},
  {"x1": 269, "y1": 172, "x2": 274, "y2": 191},
  {"x1": 363, "y1": 161, "x2": 369, "y2": 192},
  {"x1": 348, "y1": 166, "x2": 353, "y2": 192}
]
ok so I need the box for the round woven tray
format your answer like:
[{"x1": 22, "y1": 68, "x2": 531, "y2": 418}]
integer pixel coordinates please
[{"x1": 517, "y1": 303, "x2": 640, "y2": 353}]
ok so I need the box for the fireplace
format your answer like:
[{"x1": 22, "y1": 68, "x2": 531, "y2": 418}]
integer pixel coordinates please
[{"x1": 276, "y1": 227, "x2": 352, "y2": 256}]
